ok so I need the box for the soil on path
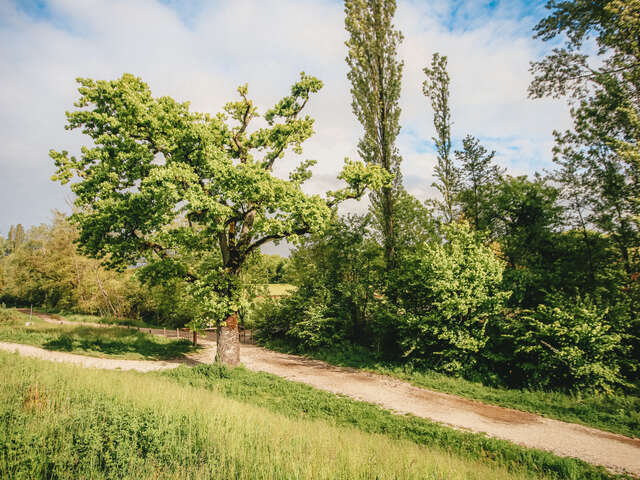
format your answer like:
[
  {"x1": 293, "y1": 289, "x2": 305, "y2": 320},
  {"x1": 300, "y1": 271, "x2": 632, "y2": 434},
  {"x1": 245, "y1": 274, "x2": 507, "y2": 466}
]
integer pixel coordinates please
[
  {"x1": 0, "y1": 341, "x2": 184, "y2": 372},
  {"x1": 241, "y1": 344, "x2": 640, "y2": 477},
  {"x1": 6, "y1": 311, "x2": 640, "y2": 476}
]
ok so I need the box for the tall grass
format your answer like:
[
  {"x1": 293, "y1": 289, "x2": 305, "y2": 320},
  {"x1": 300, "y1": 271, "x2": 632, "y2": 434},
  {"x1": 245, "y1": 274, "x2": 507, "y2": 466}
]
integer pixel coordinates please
[
  {"x1": 0, "y1": 352, "x2": 543, "y2": 480},
  {"x1": 161, "y1": 364, "x2": 622, "y2": 480}
]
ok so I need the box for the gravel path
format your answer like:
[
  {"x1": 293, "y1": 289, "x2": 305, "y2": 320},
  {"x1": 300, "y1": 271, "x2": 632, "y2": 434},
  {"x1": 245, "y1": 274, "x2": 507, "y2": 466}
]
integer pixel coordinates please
[
  {"x1": 0, "y1": 341, "x2": 183, "y2": 372},
  {"x1": 5, "y1": 312, "x2": 640, "y2": 476},
  {"x1": 241, "y1": 345, "x2": 640, "y2": 476}
]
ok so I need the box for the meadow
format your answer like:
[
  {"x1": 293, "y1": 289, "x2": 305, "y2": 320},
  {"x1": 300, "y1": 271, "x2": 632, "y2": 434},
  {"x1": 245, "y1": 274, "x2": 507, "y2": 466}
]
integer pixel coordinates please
[
  {"x1": 0, "y1": 351, "x2": 564, "y2": 480},
  {"x1": 0, "y1": 309, "x2": 195, "y2": 360}
]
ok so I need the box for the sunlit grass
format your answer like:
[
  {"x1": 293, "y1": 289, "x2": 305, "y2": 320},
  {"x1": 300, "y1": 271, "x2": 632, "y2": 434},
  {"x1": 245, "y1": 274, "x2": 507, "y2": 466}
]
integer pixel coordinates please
[
  {"x1": 1, "y1": 351, "x2": 547, "y2": 480},
  {"x1": 0, "y1": 308, "x2": 195, "y2": 360}
]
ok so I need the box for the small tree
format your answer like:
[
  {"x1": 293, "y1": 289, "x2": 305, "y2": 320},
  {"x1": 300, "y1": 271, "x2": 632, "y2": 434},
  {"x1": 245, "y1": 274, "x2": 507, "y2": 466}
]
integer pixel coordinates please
[
  {"x1": 51, "y1": 73, "x2": 390, "y2": 364},
  {"x1": 455, "y1": 135, "x2": 504, "y2": 231}
]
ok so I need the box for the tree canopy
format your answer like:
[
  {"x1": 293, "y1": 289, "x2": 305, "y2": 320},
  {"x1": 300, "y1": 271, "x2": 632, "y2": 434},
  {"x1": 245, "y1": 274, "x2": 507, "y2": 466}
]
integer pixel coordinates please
[{"x1": 51, "y1": 72, "x2": 390, "y2": 363}]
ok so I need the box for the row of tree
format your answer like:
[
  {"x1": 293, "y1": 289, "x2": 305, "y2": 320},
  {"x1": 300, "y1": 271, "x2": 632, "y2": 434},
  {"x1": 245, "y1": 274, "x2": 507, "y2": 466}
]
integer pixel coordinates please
[
  {"x1": 254, "y1": 0, "x2": 640, "y2": 392},
  {"x1": 0, "y1": 213, "x2": 292, "y2": 326},
  {"x1": 1, "y1": 0, "x2": 637, "y2": 381}
]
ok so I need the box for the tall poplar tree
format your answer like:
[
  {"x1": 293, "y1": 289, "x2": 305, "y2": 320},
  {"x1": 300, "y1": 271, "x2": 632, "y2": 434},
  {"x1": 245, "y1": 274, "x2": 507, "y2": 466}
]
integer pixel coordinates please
[
  {"x1": 423, "y1": 53, "x2": 459, "y2": 224},
  {"x1": 345, "y1": 0, "x2": 404, "y2": 269},
  {"x1": 13, "y1": 224, "x2": 25, "y2": 249},
  {"x1": 7, "y1": 226, "x2": 14, "y2": 252}
]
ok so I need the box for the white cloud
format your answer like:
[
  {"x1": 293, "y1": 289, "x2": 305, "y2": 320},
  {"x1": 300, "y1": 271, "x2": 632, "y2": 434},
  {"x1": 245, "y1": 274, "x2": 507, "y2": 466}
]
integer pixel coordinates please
[{"x1": 0, "y1": 0, "x2": 570, "y2": 239}]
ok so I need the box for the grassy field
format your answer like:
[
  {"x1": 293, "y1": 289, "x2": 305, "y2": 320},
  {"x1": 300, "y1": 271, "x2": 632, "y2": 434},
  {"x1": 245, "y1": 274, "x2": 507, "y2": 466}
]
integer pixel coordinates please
[
  {"x1": 0, "y1": 351, "x2": 562, "y2": 480},
  {"x1": 34, "y1": 309, "x2": 163, "y2": 329},
  {"x1": 261, "y1": 340, "x2": 640, "y2": 439},
  {"x1": 0, "y1": 309, "x2": 196, "y2": 360},
  {"x1": 160, "y1": 364, "x2": 622, "y2": 480}
]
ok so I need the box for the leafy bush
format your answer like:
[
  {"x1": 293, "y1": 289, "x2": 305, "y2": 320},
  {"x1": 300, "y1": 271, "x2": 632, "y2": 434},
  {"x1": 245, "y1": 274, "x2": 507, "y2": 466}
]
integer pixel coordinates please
[
  {"x1": 255, "y1": 215, "x2": 381, "y2": 351},
  {"x1": 389, "y1": 222, "x2": 510, "y2": 374},
  {"x1": 0, "y1": 308, "x2": 20, "y2": 325},
  {"x1": 487, "y1": 296, "x2": 628, "y2": 392},
  {"x1": 287, "y1": 303, "x2": 349, "y2": 350},
  {"x1": 254, "y1": 284, "x2": 351, "y2": 350}
]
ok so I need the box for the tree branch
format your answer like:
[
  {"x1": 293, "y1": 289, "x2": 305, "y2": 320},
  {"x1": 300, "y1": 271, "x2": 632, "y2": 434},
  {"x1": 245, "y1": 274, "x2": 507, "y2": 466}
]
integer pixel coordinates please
[{"x1": 245, "y1": 225, "x2": 310, "y2": 255}]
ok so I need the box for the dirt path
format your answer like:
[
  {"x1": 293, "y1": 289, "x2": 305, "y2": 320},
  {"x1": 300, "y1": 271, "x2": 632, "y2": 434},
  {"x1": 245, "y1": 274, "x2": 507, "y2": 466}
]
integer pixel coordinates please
[
  {"x1": 7, "y1": 311, "x2": 640, "y2": 476},
  {"x1": 0, "y1": 341, "x2": 183, "y2": 372},
  {"x1": 241, "y1": 345, "x2": 640, "y2": 477}
]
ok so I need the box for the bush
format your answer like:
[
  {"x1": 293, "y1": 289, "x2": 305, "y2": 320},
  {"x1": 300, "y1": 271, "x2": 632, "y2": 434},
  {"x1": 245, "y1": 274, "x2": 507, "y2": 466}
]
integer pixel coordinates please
[
  {"x1": 487, "y1": 295, "x2": 628, "y2": 392},
  {"x1": 254, "y1": 284, "x2": 351, "y2": 350},
  {"x1": 389, "y1": 223, "x2": 510, "y2": 374}
]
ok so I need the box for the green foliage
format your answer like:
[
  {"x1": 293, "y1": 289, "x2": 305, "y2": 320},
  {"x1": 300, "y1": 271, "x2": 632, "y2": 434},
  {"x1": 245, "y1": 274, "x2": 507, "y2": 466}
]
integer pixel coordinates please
[
  {"x1": 455, "y1": 135, "x2": 504, "y2": 231},
  {"x1": 487, "y1": 296, "x2": 628, "y2": 393},
  {"x1": 487, "y1": 175, "x2": 563, "y2": 307},
  {"x1": 50, "y1": 73, "x2": 389, "y2": 334},
  {"x1": 389, "y1": 222, "x2": 510, "y2": 373},
  {"x1": 0, "y1": 234, "x2": 11, "y2": 257},
  {"x1": 255, "y1": 214, "x2": 384, "y2": 349},
  {"x1": 242, "y1": 253, "x2": 291, "y2": 284},
  {"x1": 531, "y1": 0, "x2": 640, "y2": 280},
  {"x1": 345, "y1": 0, "x2": 404, "y2": 268},
  {"x1": 0, "y1": 215, "x2": 194, "y2": 326},
  {"x1": 423, "y1": 53, "x2": 459, "y2": 224},
  {"x1": 376, "y1": 188, "x2": 437, "y2": 252}
]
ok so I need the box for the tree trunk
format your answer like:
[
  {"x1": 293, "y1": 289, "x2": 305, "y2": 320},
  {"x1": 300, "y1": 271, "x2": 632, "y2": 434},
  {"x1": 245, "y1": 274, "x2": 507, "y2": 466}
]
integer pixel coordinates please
[
  {"x1": 382, "y1": 186, "x2": 395, "y2": 270},
  {"x1": 216, "y1": 312, "x2": 240, "y2": 365}
]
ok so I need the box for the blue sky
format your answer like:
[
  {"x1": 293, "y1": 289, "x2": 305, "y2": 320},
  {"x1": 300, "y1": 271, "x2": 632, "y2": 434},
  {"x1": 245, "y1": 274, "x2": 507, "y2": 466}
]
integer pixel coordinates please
[{"x1": 0, "y1": 0, "x2": 570, "y2": 247}]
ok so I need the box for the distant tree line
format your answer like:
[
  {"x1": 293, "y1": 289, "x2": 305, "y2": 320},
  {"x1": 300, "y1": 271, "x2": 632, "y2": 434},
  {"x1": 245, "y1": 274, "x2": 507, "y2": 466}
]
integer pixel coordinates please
[{"x1": 0, "y1": 212, "x2": 293, "y2": 328}]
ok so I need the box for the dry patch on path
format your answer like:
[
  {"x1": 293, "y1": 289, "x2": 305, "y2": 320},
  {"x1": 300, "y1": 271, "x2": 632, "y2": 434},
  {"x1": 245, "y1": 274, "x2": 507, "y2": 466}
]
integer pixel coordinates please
[{"x1": 4, "y1": 312, "x2": 640, "y2": 476}]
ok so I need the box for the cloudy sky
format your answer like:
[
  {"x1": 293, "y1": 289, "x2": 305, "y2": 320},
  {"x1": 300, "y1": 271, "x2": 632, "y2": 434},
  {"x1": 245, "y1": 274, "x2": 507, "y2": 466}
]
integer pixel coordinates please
[{"x1": 0, "y1": 0, "x2": 571, "y2": 245}]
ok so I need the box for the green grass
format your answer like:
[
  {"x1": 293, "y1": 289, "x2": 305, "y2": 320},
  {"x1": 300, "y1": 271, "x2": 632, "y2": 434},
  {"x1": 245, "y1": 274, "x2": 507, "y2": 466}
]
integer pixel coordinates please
[
  {"x1": 159, "y1": 363, "x2": 625, "y2": 480},
  {"x1": 33, "y1": 309, "x2": 162, "y2": 329},
  {"x1": 261, "y1": 339, "x2": 640, "y2": 440},
  {"x1": 1, "y1": 351, "x2": 551, "y2": 480},
  {"x1": 265, "y1": 283, "x2": 297, "y2": 297},
  {"x1": 0, "y1": 309, "x2": 196, "y2": 360}
]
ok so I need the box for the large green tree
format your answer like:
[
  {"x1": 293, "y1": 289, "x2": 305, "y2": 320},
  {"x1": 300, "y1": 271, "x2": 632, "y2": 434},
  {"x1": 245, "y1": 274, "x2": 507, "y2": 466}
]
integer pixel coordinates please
[
  {"x1": 345, "y1": 0, "x2": 404, "y2": 269},
  {"x1": 423, "y1": 53, "x2": 460, "y2": 224},
  {"x1": 530, "y1": 0, "x2": 640, "y2": 277},
  {"x1": 51, "y1": 73, "x2": 389, "y2": 364},
  {"x1": 489, "y1": 175, "x2": 563, "y2": 307}
]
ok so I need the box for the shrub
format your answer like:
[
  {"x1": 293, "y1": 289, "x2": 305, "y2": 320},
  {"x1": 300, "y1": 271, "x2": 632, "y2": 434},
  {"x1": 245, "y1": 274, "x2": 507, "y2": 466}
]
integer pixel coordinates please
[
  {"x1": 487, "y1": 295, "x2": 627, "y2": 392},
  {"x1": 390, "y1": 222, "x2": 510, "y2": 374}
]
